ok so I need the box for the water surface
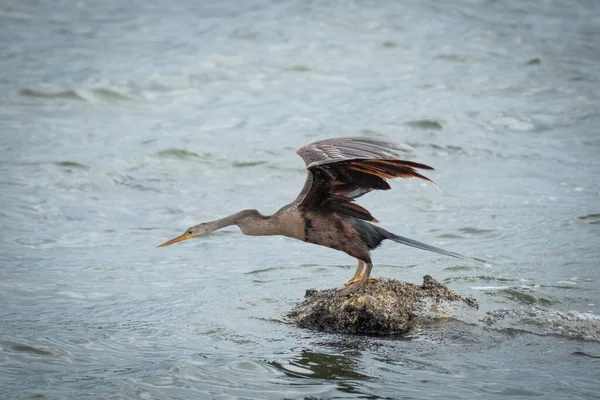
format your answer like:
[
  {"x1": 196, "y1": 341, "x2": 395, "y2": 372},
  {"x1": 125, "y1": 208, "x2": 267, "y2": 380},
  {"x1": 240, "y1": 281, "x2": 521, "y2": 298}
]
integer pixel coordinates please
[{"x1": 1, "y1": 0, "x2": 599, "y2": 398}]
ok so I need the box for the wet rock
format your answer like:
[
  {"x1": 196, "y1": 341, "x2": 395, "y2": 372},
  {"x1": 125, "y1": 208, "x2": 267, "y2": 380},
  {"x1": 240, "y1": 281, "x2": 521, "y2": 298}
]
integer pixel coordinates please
[{"x1": 286, "y1": 275, "x2": 478, "y2": 335}]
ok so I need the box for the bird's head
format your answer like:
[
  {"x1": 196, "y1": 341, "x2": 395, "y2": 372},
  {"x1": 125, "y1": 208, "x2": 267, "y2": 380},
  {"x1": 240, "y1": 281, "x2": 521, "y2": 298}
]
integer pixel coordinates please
[
  {"x1": 157, "y1": 210, "x2": 258, "y2": 248},
  {"x1": 157, "y1": 223, "x2": 212, "y2": 247}
]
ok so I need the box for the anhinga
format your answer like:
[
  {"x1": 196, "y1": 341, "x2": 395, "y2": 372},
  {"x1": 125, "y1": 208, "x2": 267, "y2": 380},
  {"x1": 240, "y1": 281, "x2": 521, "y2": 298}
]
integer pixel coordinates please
[{"x1": 158, "y1": 137, "x2": 478, "y2": 294}]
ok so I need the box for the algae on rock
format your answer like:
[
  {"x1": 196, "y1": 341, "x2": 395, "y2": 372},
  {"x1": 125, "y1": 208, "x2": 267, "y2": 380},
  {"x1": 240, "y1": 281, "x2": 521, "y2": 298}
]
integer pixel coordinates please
[{"x1": 286, "y1": 275, "x2": 478, "y2": 335}]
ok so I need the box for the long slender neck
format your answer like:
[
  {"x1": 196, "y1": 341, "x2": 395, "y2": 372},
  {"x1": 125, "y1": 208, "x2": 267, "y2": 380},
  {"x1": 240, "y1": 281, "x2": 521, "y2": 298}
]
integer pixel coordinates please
[
  {"x1": 208, "y1": 209, "x2": 275, "y2": 236},
  {"x1": 208, "y1": 211, "x2": 248, "y2": 231}
]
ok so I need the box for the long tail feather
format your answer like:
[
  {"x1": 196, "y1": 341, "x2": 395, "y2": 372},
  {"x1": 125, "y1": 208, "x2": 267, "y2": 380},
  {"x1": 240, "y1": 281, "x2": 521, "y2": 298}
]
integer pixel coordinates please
[{"x1": 385, "y1": 232, "x2": 483, "y2": 263}]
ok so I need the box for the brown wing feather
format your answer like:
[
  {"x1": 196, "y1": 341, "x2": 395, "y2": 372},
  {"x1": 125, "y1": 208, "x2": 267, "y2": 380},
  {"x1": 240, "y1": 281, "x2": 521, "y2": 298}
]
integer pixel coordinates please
[
  {"x1": 345, "y1": 160, "x2": 434, "y2": 183},
  {"x1": 328, "y1": 198, "x2": 379, "y2": 222},
  {"x1": 294, "y1": 137, "x2": 434, "y2": 222}
]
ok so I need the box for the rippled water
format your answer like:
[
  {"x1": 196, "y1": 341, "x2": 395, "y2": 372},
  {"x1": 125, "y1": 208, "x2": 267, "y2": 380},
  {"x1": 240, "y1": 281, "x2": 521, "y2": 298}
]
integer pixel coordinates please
[{"x1": 1, "y1": 0, "x2": 599, "y2": 398}]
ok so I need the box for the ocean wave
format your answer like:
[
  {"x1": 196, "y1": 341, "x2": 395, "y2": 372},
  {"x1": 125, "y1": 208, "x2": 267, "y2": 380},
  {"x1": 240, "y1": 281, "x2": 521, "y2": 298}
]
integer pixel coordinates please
[
  {"x1": 482, "y1": 307, "x2": 600, "y2": 342},
  {"x1": 154, "y1": 148, "x2": 211, "y2": 161},
  {"x1": 18, "y1": 86, "x2": 137, "y2": 103}
]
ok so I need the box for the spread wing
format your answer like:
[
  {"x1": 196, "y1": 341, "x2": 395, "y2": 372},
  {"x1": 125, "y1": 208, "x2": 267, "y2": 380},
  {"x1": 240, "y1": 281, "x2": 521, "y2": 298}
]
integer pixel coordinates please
[{"x1": 293, "y1": 137, "x2": 434, "y2": 222}]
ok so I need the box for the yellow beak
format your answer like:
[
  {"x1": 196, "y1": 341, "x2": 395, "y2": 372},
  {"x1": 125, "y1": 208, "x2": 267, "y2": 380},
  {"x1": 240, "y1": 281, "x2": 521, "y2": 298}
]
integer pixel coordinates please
[{"x1": 157, "y1": 233, "x2": 193, "y2": 248}]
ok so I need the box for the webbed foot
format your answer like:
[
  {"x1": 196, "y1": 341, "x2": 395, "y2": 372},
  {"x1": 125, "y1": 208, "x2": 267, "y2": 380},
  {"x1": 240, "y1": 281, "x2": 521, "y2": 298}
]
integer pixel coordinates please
[
  {"x1": 339, "y1": 262, "x2": 374, "y2": 296},
  {"x1": 344, "y1": 276, "x2": 379, "y2": 286}
]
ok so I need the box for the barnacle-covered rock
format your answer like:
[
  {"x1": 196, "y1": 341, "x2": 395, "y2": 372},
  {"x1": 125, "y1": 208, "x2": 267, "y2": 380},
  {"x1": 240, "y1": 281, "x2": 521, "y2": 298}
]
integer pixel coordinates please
[{"x1": 286, "y1": 275, "x2": 478, "y2": 335}]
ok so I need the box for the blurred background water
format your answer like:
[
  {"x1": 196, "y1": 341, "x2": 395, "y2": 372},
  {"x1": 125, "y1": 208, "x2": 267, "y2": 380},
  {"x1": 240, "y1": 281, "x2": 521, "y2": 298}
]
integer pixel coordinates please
[{"x1": 1, "y1": 0, "x2": 599, "y2": 398}]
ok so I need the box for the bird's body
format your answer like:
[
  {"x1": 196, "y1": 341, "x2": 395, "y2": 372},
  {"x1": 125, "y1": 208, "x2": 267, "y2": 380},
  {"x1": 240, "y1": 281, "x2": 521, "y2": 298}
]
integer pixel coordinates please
[
  {"x1": 303, "y1": 210, "x2": 372, "y2": 261},
  {"x1": 158, "y1": 137, "x2": 478, "y2": 293}
]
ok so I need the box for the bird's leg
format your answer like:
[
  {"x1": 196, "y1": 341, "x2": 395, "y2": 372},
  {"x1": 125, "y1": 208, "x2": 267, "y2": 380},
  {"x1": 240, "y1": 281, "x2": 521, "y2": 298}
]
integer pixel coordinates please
[
  {"x1": 362, "y1": 263, "x2": 374, "y2": 281},
  {"x1": 344, "y1": 260, "x2": 365, "y2": 286},
  {"x1": 339, "y1": 262, "x2": 376, "y2": 295},
  {"x1": 344, "y1": 260, "x2": 378, "y2": 286}
]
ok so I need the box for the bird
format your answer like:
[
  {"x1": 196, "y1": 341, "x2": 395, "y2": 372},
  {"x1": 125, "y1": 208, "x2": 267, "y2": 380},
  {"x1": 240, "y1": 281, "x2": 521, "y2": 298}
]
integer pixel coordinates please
[{"x1": 158, "y1": 137, "x2": 479, "y2": 294}]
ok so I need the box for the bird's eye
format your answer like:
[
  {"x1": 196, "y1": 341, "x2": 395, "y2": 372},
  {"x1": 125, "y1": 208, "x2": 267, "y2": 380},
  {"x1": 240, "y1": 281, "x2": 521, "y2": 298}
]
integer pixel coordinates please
[{"x1": 187, "y1": 230, "x2": 193, "y2": 235}]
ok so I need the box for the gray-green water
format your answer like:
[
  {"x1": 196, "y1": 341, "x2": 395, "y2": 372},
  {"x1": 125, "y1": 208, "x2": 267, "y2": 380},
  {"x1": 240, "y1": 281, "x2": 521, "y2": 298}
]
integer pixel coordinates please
[{"x1": 1, "y1": 0, "x2": 599, "y2": 398}]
